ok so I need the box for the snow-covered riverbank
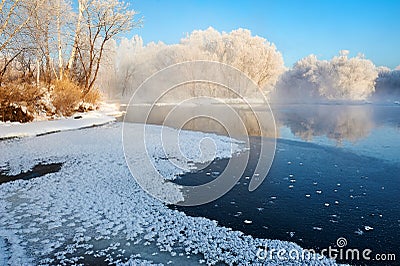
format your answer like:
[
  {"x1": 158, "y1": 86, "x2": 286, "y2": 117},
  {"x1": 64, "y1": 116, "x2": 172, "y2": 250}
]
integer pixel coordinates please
[
  {"x1": 0, "y1": 123, "x2": 340, "y2": 265},
  {"x1": 0, "y1": 103, "x2": 121, "y2": 140}
]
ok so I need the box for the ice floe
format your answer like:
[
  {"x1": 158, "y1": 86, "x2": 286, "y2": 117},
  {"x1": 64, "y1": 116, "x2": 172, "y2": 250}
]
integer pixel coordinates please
[{"x1": 364, "y1": 226, "x2": 374, "y2": 231}]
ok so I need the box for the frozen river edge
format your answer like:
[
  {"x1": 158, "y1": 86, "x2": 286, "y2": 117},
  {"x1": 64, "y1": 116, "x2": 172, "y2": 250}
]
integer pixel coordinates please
[{"x1": 0, "y1": 122, "x2": 341, "y2": 265}]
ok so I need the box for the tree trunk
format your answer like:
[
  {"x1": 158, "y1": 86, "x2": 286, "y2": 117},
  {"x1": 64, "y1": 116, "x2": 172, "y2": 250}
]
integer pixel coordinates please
[
  {"x1": 67, "y1": 0, "x2": 84, "y2": 73},
  {"x1": 57, "y1": 0, "x2": 63, "y2": 80},
  {"x1": 36, "y1": 59, "x2": 40, "y2": 86}
]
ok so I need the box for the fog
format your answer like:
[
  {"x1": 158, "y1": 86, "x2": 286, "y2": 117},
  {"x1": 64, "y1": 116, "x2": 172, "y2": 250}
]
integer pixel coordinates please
[
  {"x1": 373, "y1": 68, "x2": 400, "y2": 102},
  {"x1": 96, "y1": 28, "x2": 400, "y2": 104},
  {"x1": 97, "y1": 27, "x2": 284, "y2": 101}
]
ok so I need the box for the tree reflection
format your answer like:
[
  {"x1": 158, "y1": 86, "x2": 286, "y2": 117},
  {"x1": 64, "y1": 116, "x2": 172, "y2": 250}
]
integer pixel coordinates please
[{"x1": 276, "y1": 105, "x2": 374, "y2": 143}]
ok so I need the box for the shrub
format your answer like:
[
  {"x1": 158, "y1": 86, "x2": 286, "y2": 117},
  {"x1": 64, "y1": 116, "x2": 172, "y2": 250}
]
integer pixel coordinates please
[
  {"x1": 52, "y1": 79, "x2": 83, "y2": 116},
  {"x1": 0, "y1": 83, "x2": 42, "y2": 122},
  {"x1": 83, "y1": 89, "x2": 101, "y2": 105}
]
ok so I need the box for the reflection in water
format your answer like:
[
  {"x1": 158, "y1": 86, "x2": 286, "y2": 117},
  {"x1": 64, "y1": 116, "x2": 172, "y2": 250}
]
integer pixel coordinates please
[
  {"x1": 123, "y1": 104, "x2": 276, "y2": 138},
  {"x1": 123, "y1": 104, "x2": 382, "y2": 143},
  {"x1": 275, "y1": 105, "x2": 374, "y2": 143}
]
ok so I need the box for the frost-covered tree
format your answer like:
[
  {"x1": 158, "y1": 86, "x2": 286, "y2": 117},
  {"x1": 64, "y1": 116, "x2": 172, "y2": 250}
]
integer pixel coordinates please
[
  {"x1": 98, "y1": 27, "x2": 285, "y2": 99},
  {"x1": 181, "y1": 27, "x2": 285, "y2": 91},
  {"x1": 0, "y1": 0, "x2": 45, "y2": 85},
  {"x1": 274, "y1": 51, "x2": 378, "y2": 102},
  {"x1": 374, "y1": 67, "x2": 400, "y2": 98},
  {"x1": 25, "y1": 0, "x2": 73, "y2": 84},
  {"x1": 0, "y1": 0, "x2": 43, "y2": 52}
]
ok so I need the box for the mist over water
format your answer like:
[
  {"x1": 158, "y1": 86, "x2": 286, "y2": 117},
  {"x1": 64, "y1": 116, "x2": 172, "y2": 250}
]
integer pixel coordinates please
[
  {"x1": 123, "y1": 103, "x2": 400, "y2": 160},
  {"x1": 105, "y1": 26, "x2": 400, "y2": 265},
  {"x1": 121, "y1": 101, "x2": 400, "y2": 264}
]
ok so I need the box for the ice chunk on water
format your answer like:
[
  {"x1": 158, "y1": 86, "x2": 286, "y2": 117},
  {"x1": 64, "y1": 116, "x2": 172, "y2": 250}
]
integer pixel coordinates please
[
  {"x1": 355, "y1": 229, "x2": 364, "y2": 235},
  {"x1": 364, "y1": 226, "x2": 374, "y2": 231},
  {"x1": 233, "y1": 211, "x2": 242, "y2": 217}
]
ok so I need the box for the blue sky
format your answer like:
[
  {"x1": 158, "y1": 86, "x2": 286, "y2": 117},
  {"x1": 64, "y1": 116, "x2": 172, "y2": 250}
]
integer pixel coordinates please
[{"x1": 127, "y1": 0, "x2": 400, "y2": 69}]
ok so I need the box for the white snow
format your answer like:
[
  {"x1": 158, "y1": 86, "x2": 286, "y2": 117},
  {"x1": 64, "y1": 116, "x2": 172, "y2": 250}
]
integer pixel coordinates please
[
  {"x1": 0, "y1": 102, "x2": 120, "y2": 139},
  {"x1": 0, "y1": 122, "x2": 340, "y2": 265},
  {"x1": 0, "y1": 237, "x2": 9, "y2": 265}
]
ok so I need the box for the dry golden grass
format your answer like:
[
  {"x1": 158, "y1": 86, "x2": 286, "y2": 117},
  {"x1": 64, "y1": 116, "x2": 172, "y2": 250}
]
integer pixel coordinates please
[
  {"x1": 0, "y1": 83, "x2": 42, "y2": 122},
  {"x1": 0, "y1": 78, "x2": 102, "y2": 122},
  {"x1": 52, "y1": 78, "x2": 83, "y2": 116},
  {"x1": 83, "y1": 89, "x2": 101, "y2": 105}
]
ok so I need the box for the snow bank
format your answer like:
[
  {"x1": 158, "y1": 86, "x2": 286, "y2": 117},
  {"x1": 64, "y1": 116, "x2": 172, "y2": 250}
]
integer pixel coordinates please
[
  {"x1": 0, "y1": 123, "x2": 340, "y2": 265},
  {"x1": 0, "y1": 102, "x2": 120, "y2": 139}
]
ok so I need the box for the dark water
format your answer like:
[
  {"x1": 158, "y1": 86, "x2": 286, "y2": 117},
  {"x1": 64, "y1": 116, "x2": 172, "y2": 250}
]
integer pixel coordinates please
[
  {"x1": 124, "y1": 103, "x2": 400, "y2": 265},
  {"x1": 172, "y1": 137, "x2": 400, "y2": 265},
  {"x1": 0, "y1": 163, "x2": 63, "y2": 184}
]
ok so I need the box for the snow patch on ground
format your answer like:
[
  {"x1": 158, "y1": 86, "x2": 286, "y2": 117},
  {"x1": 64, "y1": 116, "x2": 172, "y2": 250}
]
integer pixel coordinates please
[
  {"x1": 0, "y1": 102, "x2": 120, "y2": 139},
  {"x1": 123, "y1": 123, "x2": 243, "y2": 203},
  {"x1": 0, "y1": 123, "x2": 340, "y2": 265}
]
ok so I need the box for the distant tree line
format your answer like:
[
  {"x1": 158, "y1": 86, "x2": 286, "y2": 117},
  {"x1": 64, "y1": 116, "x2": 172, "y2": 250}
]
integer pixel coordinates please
[{"x1": 98, "y1": 28, "x2": 400, "y2": 102}]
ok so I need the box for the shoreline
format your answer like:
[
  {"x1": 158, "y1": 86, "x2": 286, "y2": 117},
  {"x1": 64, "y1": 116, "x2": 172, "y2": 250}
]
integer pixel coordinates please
[{"x1": 0, "y1": 123, "x2": 340, "y2": 265}]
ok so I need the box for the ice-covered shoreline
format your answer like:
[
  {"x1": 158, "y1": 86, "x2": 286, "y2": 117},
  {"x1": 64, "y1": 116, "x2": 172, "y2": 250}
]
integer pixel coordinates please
[
  {"x1": 0, "y1": 103, "x2": 121, "y2": 140},
  {"x1": 0, "y1": 123, "x2": 340, "y2": 265}
]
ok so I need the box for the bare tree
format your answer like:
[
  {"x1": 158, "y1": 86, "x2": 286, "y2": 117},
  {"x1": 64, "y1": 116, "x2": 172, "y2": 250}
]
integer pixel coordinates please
[
  {"x1": 0, "y1": 0, "x2": 44, "y2": 85},
  {"x1": 74, "y1": 0, "x2": 142, "y2": 94},
  {"x1": 0, "y1": 0, "x2": 41, "y2": 52}
]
